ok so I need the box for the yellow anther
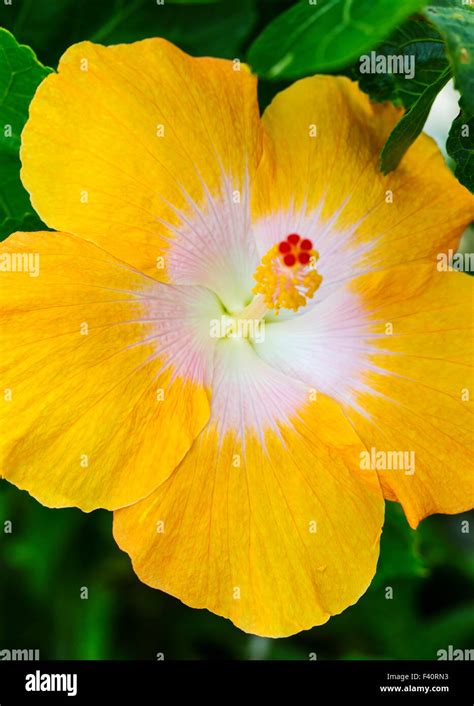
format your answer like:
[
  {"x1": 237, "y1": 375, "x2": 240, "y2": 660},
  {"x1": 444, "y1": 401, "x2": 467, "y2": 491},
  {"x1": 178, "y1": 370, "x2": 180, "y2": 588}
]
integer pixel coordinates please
[{"x1": 252, "y1": 243, "x2": 322, "y2": 314}]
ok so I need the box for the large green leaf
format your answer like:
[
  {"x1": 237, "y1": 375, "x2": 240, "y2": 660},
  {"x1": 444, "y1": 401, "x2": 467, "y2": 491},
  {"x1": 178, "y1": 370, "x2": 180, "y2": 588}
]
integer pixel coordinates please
[
  {"x1": 351, "y1": 18, "x2": 449, "y2": 109},
  {"x1": 447, "y1": 101, "x2": 474, "y2": 192},
  {"x1": 424, "y1": 0, "x2": 474, "y2": 114},
  {"x1": 0, "y1": 0, "x2": 257, "y2": 66},
  {"x1": 0, "y1": 29, "x2": 50, "y2": 240},
  {"x1": 381, "y1": 65, "x2": 451, "y2": 173},
  {"x1": 247, "y1": 0, "x2": 429, "y2": 79},
  {"x1": 350, "y1": 16, "x2": 470, "y2": 186}
]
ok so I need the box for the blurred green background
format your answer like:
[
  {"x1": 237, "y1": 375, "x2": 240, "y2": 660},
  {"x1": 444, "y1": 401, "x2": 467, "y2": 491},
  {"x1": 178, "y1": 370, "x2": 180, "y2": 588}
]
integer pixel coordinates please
[{"x1": 0, "y1": 0, "x2": 473, "y2": 660}]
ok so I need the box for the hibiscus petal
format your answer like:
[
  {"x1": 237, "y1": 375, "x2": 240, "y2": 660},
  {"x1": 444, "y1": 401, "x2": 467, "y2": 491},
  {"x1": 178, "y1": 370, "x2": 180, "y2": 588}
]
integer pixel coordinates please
[
  {"x1": 256, "y1": 263, "x2": 474, "y2": 528},
  {"x1": 0, "y1": 231, "x2": 217, "y2": 511},
  {"x1": 21, "y1": 39, "x2": 263, "y2": 311},
  {"x1": 347, "y1": 264, "x2": 474, "y2": 527},
  {"x1": 114, "y1": 338, "x2": 384, "y2": 637},
  {"x1": 252, "y1": 75, "x2": 474, "y2": 290}
]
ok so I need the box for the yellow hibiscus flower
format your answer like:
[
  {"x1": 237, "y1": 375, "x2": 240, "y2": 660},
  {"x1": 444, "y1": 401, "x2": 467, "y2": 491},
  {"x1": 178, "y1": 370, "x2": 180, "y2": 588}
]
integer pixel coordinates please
[{"x1": 1, "y1": 38, "x2": 473, "y2": 638}]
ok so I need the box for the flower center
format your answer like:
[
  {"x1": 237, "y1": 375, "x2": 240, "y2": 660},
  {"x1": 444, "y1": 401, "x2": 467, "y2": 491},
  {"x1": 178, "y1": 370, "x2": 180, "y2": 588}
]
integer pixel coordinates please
[{"x1": 251, "y1": 233, "x2": 322, "y2": 315}]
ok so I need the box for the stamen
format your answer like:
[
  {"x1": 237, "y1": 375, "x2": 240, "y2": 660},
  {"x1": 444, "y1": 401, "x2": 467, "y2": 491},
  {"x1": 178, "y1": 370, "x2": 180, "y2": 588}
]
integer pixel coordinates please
[{"x1": 252, "y1": 233, "x2": 322, "y2": 314}]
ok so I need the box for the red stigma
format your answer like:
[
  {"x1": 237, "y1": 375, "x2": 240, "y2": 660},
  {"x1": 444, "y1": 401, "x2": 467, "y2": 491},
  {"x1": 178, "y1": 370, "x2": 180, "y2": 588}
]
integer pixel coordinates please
[
  {"x1": 278, "y1": 241, "x2": 292, "y2": 254},
  {"x1": 298, "y1": 252, "x2": 310, "y2": 265},
  {"x1": 287, "y1": 233, "x2": 300, "y2": 246},
  {"x1": 277, "y1": 233, "x2": 313, "y2": 268}
]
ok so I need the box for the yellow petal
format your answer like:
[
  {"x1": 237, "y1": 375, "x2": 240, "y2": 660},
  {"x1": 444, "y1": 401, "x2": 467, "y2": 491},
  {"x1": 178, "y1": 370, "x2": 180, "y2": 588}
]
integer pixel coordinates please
[
  {"x1": 252, "y1": 76, "x2": 474, "y2": 277},
  {"x1": 346, "y1": 263, "x2": 474, "y2": 527},
  {"x1": 21, "y1": 39, "x2": 263, "y2": 309},
  {"x1": 114, "y1": 339, "x2": 383, "y2": 637},
  {"x1": 0, "y1": 231, "x2": 216, "y2": 511}
]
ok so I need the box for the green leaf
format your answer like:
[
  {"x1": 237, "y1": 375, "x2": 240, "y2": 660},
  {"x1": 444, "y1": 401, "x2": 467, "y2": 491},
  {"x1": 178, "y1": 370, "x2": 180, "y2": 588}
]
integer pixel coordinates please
[
  {"x1": 380, "y1": 65, "x2": 451, "y2": 173},
  {"x1": 424, "y1": 0, "x2": 474, "y2": 113},
  {"x1": 0, "y1": 212, "x2": 46, "y2": 241},
  {"x1": 247, "y1": 0, "x2": 429, "y2": 80},
  {"x1": 0, "y1": 29, "x2": 51, "y2": 240},
  {"x1": 94, "y1": 0, "x2": 257, "y2": 58},
  {"x1": 447, "y1": 101, "x2": 474, "y2": 192},
  {"x1": 0, "y1": 0, "x2": 257, "y2": 66},
  {"x1": 373, "y1": 502, "x2": 426, "y2": 587},
  {"x1": 351, "y1": 18, "x2": 449, "y2": 108}
]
